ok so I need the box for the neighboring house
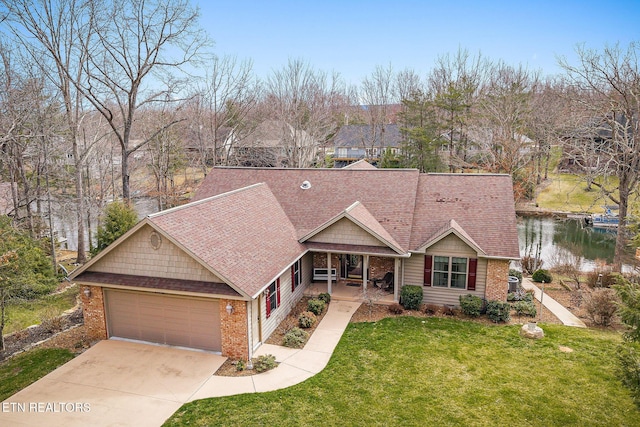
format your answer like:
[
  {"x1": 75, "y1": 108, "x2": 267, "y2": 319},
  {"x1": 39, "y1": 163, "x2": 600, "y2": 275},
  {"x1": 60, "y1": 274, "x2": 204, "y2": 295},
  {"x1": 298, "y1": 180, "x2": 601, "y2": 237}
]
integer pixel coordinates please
[
  {"x1": 224, "y1": 120, "x2": 317, "y2": 167},
  {"x1": 333, "y1": 124, "x2": 402, "y2": 168},
  {"x1": 71, "y1": 165, "x2": 520, "y2": 360}
]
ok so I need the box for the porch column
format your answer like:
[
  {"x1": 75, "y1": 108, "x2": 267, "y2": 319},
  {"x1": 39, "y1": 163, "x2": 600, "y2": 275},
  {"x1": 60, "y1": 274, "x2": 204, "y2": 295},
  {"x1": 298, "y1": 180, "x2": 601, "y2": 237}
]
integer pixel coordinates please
[
  {"x1": 327, "y1": 252, "x2": 332, "y2": 294},
  {"x1": 394, "y1": 258, "x2": 400, "y2": 302},
  {"x1": 363, "y1": 255, "x2": 369, "y2": 290}
]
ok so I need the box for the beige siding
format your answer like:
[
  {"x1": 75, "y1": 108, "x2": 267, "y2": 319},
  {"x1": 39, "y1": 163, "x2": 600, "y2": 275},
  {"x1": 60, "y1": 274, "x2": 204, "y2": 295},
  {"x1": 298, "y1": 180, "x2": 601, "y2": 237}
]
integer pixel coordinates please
[
  {"x1": 403, "y1": 234, "x2": 488, "y2": 306},
  {"x1": 426, "y1": 234, "x2": 477, "y2": 256},
  {"x1": 260, "y1": 254, "x2": 311, "y2": 342},
  {"x1": 308, "y1": 218, "x2": 385, "y2": 247},
  {"x1": 90, "y1": 224, "x2": 222, "y2": 282}
]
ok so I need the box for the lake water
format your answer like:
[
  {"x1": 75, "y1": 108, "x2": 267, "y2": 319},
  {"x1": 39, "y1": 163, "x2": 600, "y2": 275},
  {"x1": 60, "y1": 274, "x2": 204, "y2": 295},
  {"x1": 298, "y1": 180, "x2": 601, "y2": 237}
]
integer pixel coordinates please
[{"x1": 518, "y1": 216, "x2": 622, "y2": 272}]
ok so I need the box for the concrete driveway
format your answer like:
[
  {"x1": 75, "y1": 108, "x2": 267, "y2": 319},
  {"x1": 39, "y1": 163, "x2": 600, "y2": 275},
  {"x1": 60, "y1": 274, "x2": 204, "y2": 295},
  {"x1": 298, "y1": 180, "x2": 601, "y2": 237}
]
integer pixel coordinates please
[{"x1": 1, "y1": 339, "x2": 226, "y2": 427}]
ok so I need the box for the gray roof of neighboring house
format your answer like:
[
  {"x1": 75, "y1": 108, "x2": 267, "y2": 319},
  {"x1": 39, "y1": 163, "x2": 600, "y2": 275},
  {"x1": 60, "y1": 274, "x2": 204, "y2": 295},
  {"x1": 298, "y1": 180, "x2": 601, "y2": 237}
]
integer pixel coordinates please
[{"x1": 333, "y1": 124, "x2": 402, "y2": 148}]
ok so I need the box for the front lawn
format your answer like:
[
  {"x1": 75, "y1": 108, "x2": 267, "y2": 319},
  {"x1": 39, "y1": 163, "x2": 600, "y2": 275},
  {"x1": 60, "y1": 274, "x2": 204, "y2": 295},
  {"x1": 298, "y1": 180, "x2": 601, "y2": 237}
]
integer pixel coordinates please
[
  {"x1": 4, "y1": 285, "x2": 78, "y2": 335},
  {"x1": 0, "y1": 348, "x2": 74, "y2": 401},
  {"x1": 165, "y1": 317, "x2": 639, "y2": 426}
]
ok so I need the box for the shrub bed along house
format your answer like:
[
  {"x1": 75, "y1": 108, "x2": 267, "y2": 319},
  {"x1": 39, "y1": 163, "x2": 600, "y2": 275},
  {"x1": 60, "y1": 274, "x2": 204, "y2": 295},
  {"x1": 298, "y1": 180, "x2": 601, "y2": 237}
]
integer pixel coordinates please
[
  {"x1": 283, "y1": 327, "x2": 309, "y2": 348},
  {"x1": 298, "y1": 311, "x2": 317, "y2": 329},
  {"x1": 459, "y1": 294, "x2": 484, "y2": 317},
  {"x1": 486, "y1": 300, "x2": 511, "y2": 323},
  {"x1": 400, "y1": 285, "x2": 423, "y2": 310},
  {"x1": 307, "y1": 298, "x2": 326, "y2": 315}
]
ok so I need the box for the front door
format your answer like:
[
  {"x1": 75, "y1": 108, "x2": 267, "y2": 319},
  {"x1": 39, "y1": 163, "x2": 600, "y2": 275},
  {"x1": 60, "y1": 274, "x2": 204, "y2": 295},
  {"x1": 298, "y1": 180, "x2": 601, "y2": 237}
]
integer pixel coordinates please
[{"x1": 341, "y1": 254, "x2": 363, "y2": 279}]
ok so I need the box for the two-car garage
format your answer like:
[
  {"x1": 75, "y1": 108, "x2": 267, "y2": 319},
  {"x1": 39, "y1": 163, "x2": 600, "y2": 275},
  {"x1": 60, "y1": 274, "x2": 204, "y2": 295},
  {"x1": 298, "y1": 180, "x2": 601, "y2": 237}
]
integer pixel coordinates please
[{"x1": 103, "y1": 290, "x2": 222, "y2": 352}]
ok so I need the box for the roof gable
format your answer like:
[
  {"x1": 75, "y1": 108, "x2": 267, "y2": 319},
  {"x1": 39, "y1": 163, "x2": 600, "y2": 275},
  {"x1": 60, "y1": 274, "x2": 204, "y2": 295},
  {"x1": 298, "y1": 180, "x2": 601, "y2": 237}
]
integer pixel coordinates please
[
  {"x1": 149, "y1": 183, "x2": 305, "y2": 297},
  {"x1": 417, "y1": 219, "x2": 485, "y2": 255},
  {"x1": 301, "y1": 201, "x2": 405, "y2": 254},
  {"x1": 194, "y1": 167, "x2": 420, "y2": 251},
  {"x1": 410, "y1": 174, "x2": 520, "y2": 259}
]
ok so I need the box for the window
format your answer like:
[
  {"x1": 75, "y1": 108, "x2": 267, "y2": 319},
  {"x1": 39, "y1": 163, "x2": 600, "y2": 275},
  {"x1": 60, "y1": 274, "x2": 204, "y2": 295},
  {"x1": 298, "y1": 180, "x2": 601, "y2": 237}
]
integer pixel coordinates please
[
  {"x1": 265, "y1": 278, "x2": 280, "y2": 318},
  {"x1": 291, "y1": 259, "x2": 302, "y2": 291},
  {"x1": 425, "y1": 255, "x2": 476, "y2": 290}
]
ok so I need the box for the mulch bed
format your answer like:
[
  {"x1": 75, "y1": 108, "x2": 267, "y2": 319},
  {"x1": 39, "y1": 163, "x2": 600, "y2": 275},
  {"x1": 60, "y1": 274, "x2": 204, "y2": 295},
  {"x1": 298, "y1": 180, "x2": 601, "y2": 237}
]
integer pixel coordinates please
[{"x1": 0, "y1": 306, "x2": 88, "y2": 362}]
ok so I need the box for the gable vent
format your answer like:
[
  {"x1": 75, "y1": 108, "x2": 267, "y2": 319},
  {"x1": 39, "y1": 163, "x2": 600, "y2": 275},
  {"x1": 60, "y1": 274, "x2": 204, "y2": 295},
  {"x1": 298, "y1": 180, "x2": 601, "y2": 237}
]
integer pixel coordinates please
[{"x1": 300, "y1": 180, "x2": 311, "y2": 190}]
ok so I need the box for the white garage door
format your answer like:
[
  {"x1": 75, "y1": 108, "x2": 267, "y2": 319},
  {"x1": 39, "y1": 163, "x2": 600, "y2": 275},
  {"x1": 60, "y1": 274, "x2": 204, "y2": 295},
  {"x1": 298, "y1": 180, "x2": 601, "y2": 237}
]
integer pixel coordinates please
[{"x1": 104, "y1": 290, "x2": 221, "y2": 352}]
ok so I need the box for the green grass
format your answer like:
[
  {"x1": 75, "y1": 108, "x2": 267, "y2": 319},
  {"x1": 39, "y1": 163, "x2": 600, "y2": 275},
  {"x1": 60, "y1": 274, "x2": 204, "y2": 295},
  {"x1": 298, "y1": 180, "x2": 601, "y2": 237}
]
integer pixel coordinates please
[
  {"x1": 536, "y1": 173, "x2": 615, "y2": 213},
  {"x1": 4, "y1": 285, "x2": 79, "y2": 334},
  {"x1": 0, "y1": 348, "x2": 74, "y2": 401},
  {"x1": 165, "y1": 317, "x2": 640, "y2": 427}
]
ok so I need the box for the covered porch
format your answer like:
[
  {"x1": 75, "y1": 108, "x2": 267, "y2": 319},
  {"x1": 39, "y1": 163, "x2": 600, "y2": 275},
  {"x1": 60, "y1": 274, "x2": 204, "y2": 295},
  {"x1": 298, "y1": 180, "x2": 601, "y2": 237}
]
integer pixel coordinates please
[
  {"x1": 305, "y1": 246, "x2": 404, "y2": 304},
  {"x1": 304, "y1": 278, "x2": 395, "y2": 304}
]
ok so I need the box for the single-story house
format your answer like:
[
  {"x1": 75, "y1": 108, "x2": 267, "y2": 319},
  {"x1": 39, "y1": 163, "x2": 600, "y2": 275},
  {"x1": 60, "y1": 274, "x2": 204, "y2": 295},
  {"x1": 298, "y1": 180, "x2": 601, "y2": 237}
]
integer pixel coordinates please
[{"x1": 71, "y1": 163, "x2": 520, "y2": 360}]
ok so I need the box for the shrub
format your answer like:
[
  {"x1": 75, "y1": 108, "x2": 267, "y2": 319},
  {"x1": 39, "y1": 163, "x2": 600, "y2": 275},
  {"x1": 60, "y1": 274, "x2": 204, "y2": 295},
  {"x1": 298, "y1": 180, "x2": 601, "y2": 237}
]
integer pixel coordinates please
[
  {"x1": 318, "y1": 293, "x2": 331, "y2": 304},
  {"x1": 586, "y1": 270, "x2": 617, "y2": 288},
  {"x1": 513, "y1": 300, "x2": 537, "y2": 317},
  {"x1": 388, "y1": 303, "x2": 404, "y2": 315},
  {"x1": 459, "y1": 294, "x2": 484, "y2": 317},
  {"x1": 400, "y1": 285, "x2": 423, "y2": 310},
  {"x1": 507, "y1": 289, "x2": 534, "y2": 303},
  {"x1": 39, "y1": 307, "x2": 67, "y2": 333},
  {"x1": 486, "y1": 300, "x2": 511, "y2": 323},
  {"x1": 532, "y1": 269, "x2": 553, "y2": 283},
  {"x1": 282, "y1": 327, "x2": 309, "y2": 348},
  {"x1": 254, "y1": 354, "x2": 277, "y2": 372},
  {"x1": 584, "y1": 288, "x2": 619, "y2": 326},
  {"x1": 307, "y1": 298, "x2": 326, "y2": 315},
  {"x1": 298, "y1": 311, "x2": 317, "y2": 329},
  {"x1": 424, "y1": 303, "x2": 439, "y2": 315},
  {"x1": 235, "y1": 359, "x2": 246, "y2": 371},
  {"x1": 617, "y1": 342, "x2": 640, "y2": 404}
]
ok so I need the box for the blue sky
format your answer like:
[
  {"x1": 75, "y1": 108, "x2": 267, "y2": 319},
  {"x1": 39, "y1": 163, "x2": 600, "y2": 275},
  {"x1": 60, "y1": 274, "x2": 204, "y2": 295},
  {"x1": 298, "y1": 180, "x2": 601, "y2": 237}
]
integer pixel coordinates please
[{"x1": 195, "y1": 0, "x2": 640, "y2": 86}]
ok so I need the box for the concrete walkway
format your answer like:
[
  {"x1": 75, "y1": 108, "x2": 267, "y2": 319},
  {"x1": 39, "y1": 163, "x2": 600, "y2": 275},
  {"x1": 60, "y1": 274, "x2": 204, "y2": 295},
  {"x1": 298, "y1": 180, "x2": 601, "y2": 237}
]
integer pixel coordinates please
[
  {"x1": 188, "y1": 299, "x2": 361, "y2": 400},
  {"x1": 521, "y1": 278, "x2": 586, "y2": 328}
]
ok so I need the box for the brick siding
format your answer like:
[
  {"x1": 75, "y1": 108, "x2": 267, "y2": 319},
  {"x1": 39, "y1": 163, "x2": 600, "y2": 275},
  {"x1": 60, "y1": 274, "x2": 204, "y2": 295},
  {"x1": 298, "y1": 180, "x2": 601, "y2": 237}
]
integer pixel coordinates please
[
  {"x1": 220, "y1": 299, "x2": 249, "y2": 360},
  {"x1": 485, "y1": 259, "x2": 509, "y2": 301},
  {"x1": 81, "y1": 286, "x2": 107, "y2": 341}
]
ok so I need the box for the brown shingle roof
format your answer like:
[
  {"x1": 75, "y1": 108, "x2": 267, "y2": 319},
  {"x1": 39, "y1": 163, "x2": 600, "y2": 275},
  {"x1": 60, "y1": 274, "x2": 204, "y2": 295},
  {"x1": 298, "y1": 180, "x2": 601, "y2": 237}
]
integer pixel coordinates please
[
  {"x1": 194, "y1": 167, "x2": 420, "y2": 251},
  {"x1": 194, "y1": 168, "x2": 520, "y2": 260},
  {"x1": 410, "y1": 174, "x2": 520, "y2": 258},
  {"x1": 149, "y1": 183, "x2": 306, "y2": 297}
]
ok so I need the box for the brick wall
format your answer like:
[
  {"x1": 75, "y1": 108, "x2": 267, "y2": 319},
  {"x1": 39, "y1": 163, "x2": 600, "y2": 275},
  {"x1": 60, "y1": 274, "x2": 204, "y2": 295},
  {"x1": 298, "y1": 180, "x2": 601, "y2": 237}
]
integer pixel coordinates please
[
  {"x1": 81, "y1": 285, "x2": 107, "y2": 341},
  {"x1": 369, "y1": 257, "x2": 394, "y2": 281},
  {"x1": 220, "y1": 299, "x2": 249, "y2": 360},
  {"x1": 485, "y1": 259, "x2": 509, "y2": 301},
  {"x1": 313, "y1": 253, "x2": 341, "y2": 271}
]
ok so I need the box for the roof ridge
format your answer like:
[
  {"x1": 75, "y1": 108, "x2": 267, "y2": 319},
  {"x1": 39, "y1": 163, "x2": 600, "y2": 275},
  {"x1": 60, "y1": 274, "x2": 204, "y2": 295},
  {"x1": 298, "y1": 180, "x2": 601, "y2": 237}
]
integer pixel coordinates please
[{"x1": 148, "y1": 182, "x2": 265, "y2": 219}]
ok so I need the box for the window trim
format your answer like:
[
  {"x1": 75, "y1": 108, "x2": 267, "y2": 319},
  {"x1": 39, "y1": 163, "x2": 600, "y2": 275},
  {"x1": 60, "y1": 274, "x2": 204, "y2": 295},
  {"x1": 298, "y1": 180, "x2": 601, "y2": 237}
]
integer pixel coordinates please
[
  {"x1": 265, "y1": 278, "x2": 280, "y2": 318},
  {"x1": 425, "y1": 255, "x2": 476, "y2": 290},
  {"x1": 291, "y1": 259, "x2": 302, "y2": 291}
]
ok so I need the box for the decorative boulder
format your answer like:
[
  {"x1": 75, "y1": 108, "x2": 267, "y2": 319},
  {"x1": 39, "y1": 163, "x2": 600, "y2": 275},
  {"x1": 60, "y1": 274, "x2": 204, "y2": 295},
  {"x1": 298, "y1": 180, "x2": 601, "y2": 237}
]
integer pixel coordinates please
[{"x1": 520, "y1": 322, "x2": 544, "y2": 339}]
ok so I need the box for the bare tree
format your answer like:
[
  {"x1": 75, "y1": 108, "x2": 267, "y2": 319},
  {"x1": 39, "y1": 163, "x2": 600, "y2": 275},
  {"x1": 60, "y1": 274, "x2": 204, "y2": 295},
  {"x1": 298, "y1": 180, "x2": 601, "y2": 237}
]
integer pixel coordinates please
[
  {"x1": 265, "y1": 58, "x2": 347, "y2": 167},
  {"x1": 188, "y1": 55, "x2": 261, "y2": 172},
  {"x1": 559, "y1": 42, "x2": 640, "y2": 270},
  {"x1": 478, "y1": 62, "x2": 538, "y2": 176},
  {"x1": 3, "y1": 0, "x2": 209, "y2": 204},
  {"x1": 1, "y1": 0, "x2": 99, "y2": 262}
]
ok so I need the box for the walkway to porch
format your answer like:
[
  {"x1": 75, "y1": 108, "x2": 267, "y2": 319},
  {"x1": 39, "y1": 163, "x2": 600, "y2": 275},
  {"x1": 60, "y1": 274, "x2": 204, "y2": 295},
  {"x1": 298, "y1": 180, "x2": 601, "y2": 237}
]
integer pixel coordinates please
[{"x1": 304, "y1": 279, "x2": 395, "y2": 304}]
